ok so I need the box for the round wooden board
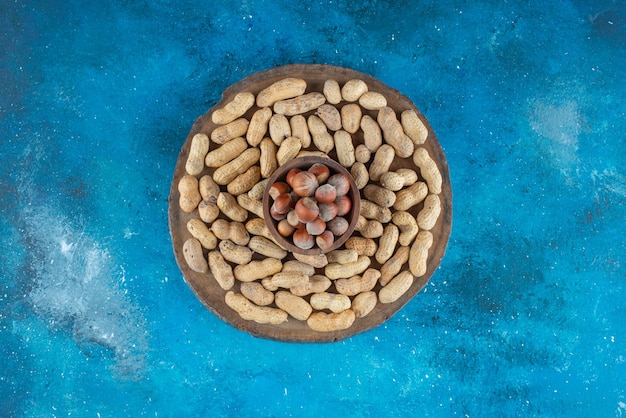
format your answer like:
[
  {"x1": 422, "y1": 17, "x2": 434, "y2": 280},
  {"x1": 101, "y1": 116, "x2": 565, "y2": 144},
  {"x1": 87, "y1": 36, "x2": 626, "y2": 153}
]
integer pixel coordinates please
[{"x1": 168, "y1": 64, "x2": 452, "y2": 342}]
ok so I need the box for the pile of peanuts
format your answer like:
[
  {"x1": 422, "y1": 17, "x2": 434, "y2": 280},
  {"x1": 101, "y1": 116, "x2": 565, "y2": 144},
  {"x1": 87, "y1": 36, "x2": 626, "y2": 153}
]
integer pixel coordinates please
[{"x1": 177, "y1": 76, "x2": 443, "y2": 333}]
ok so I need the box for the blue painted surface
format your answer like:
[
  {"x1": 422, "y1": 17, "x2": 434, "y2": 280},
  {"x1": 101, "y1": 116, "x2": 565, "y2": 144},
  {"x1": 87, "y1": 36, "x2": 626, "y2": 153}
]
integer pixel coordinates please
[{"x1": 1, "y1": 1, "x2": 625, "y2": 416}]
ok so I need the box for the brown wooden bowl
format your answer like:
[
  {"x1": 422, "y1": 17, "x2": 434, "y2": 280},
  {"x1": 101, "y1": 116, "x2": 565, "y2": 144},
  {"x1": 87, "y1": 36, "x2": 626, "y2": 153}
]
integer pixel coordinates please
[
  {"x1": 263, "y1": 156, "x2": 361, "y2": 255},
  {"x1": 168, "y1": 64, "x2": 452, "y2": 342}
]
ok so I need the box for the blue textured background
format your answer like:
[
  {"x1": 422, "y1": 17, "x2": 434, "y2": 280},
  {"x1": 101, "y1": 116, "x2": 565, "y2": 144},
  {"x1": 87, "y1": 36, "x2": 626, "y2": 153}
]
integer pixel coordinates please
[{"x1": 2, "y1": 1, "x2": 625, "y2": 416}]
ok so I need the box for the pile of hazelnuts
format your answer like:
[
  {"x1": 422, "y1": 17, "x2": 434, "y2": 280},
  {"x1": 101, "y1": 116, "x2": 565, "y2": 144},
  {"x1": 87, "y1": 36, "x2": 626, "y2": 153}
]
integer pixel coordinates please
[{"x1": 268, "y1": 162, "x2": 352, "y2": 251}]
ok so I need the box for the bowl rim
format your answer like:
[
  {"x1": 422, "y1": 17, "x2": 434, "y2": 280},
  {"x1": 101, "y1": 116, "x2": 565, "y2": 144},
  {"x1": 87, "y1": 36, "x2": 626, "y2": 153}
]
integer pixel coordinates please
[{"x1": 262, "y1": 156, "x2": 361, "y2": 255}]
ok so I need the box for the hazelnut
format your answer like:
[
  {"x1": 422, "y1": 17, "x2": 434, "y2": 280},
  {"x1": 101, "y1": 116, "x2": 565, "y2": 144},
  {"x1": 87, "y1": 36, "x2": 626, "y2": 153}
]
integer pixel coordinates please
[
  {"x1": 327, "y1": 216, "x2": 349, "y2": 236},
  {"x1": 269, "y1": 206, "x2": 286, "y2": 221},
  {"x1": 308, "y1": 163, "x2": 330, "y2": 183},
  {"x1": 314, "y1": 184, "x2": 337, "y2": 204},
  {"x1": 293, "y1": 229, "x2": 315, "y2": 249},
  {"x1": 291, "y1": 171, "x2": 319, "y2": 197},
  {"x1": 318, "y1": 202, "x2": 338, "y2": 222},
  {"x1": 316, "y1": 230, "x2": 335, "y2": 251},
  {"x1": 306, "y1": 217, "x2": 326, "y2": 236},
  {"x1": 335, "y1": 195, "x2": 352, "y2": 217},
  {"x1": 286, "y1": 210, "x2": 303, "y2": 228},
  {"x1": 277, "y1": 219, "x2": 295, "y2": 237},
  {"x1": 286, "y1": 168, "x2": 302, "y2": 188},
  {"x1": 327, "y1": 173, "x2": 350, "y2": 197},
  {"x1": 272, "y1": 193, "x2": 293, "y2": 214},
  {"x1": 295, "y1": 197, "x2": 319, "y2": 223},
  {"x1": 268, "y1": 182, "x2": 290, "y2": 200}
]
